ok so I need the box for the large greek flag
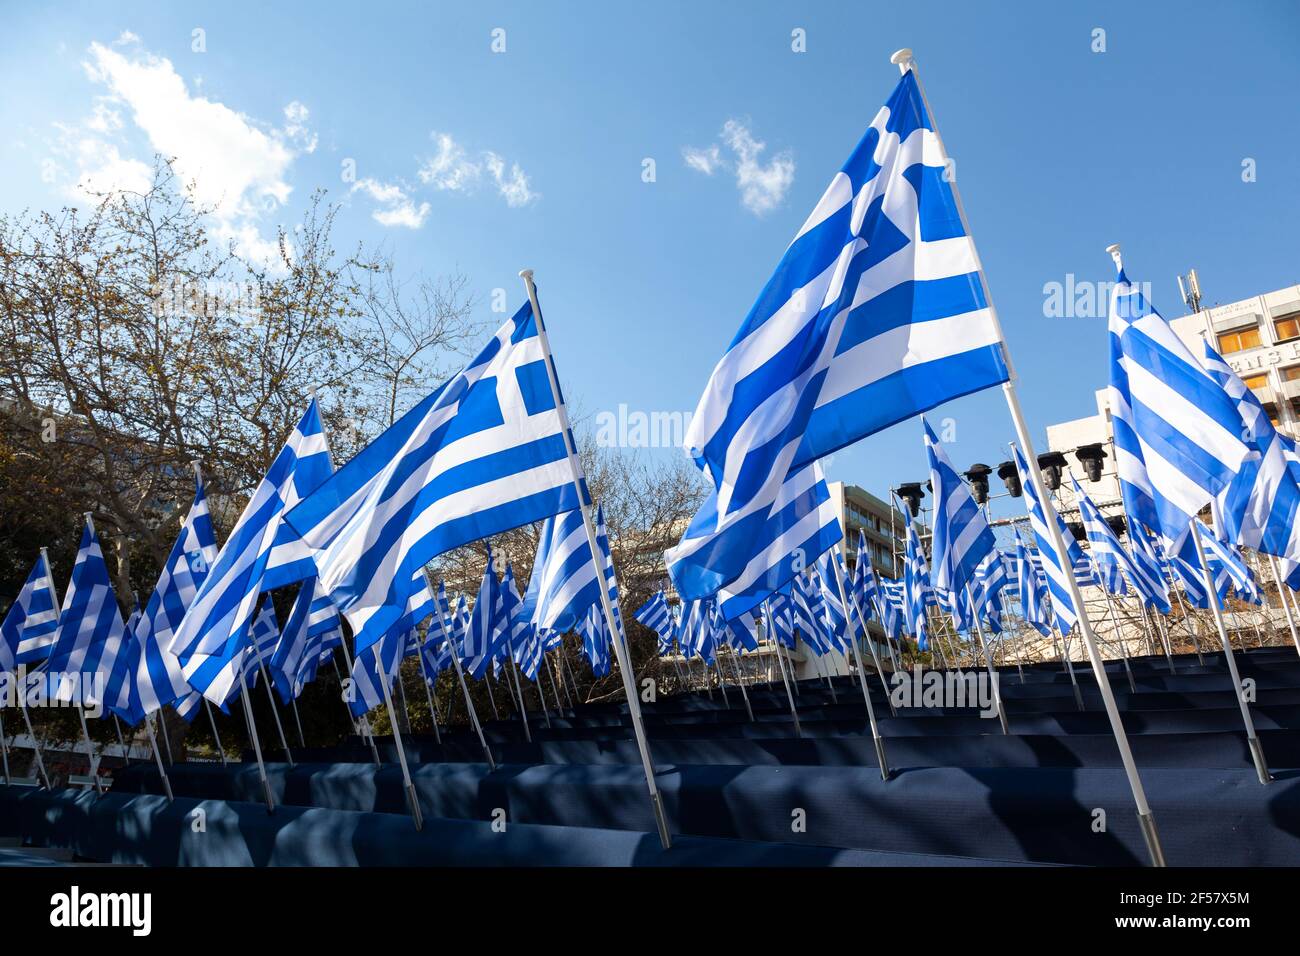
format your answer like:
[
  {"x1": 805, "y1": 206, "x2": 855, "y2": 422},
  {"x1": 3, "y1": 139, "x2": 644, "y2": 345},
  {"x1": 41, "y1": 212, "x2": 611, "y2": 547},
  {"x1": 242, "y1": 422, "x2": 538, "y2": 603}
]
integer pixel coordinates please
[
  {"x1": 46, "y1": 522, "x2": 131, "y2": 708},
  {"x1": 1107, "y1": 250, "x2": 1249, "y2": 544},
  {"x1": 923, "y1": 416, "x2": 997, "y2": 601},
  {"x1": 676, "y1": 69, "x2": 1007, "y2": 605},
  {"x1": 0, "y1": 553, "x2": 59, "y2": 669},
  {"x1": 672, "y1": 461, "x2": 842, "y2": 620},
  {"x1": 1201, "y1": 341, "x2": 1300, "y2": 562},
  {"x1": 283, "y1": 301, "x2": 582, "y2": 659},
  {"x1": 172, "y1": 401, "x2": 332, "y2": 705}
]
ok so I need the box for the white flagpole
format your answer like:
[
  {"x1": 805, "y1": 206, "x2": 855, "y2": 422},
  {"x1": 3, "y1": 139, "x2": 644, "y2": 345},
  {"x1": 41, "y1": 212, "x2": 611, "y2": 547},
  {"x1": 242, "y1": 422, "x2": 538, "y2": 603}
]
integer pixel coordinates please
[
  {"x1": 1190, "y1": 527, "x2": 1271, "y2": 784},
  {"x1": 837, "y1": 552, "x2": 896, "y2": 709},
  {"x1": 414, "y1": 641, "x2": 444, "y2": 745},
  {"x1": 1267, "y1": 555, "x2": 1300, "y2": 657},
  {"x1": 16, "y1": 690, "x2": 50, "y2": 789},
  {"x1": 375, "y1": 652, "x2": 423, "y2": 830},
  {"x1": 830, "y1": 558, "x2": 891, "y2": 778},
  {"x1": 520, "y1": 269, "x2": 673, "y2": 850},
  {"x1": 142, "y1": 712, "x2": 173, "y2": 801},
  {"x1": 766, "y1": 605, "x2": 803, "y2": 737},
  {"x1": 252, "y1": 639, "x2": 294, "y2": 767},
  {"x1": 238, "y1": 669, "x2": 276, "y2": 812},
  {"x1": 1101, "y1": 589, "x2": 1138, "y2": 693},
  {"x1": 423, "y1": 571, "x2": 495, "y2": 769},
  {"x1": 205, "y1": 699, "x2": 228, "y2": 766},
  {"x1": 966, "y1": 584, "x2": 1010, "y2": 734},
  {"x1": 891, "y1": 49, "x2": 1165, "y2": 866}
]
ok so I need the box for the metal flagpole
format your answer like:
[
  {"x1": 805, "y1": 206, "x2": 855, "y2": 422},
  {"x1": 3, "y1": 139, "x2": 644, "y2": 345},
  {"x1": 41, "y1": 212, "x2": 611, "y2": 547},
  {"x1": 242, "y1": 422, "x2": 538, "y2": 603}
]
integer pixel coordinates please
[
  {"x1": 839, "y1": 561, "x2": 896, "y2": 711},
  {"x1": 415, "y1": 646, "x2": 443, "y2": 745},
  {"x1": 890, "y1": 49, "x2": 1164, "y2": 866},
  {"x1": 1267, "y1": 555, "x2": 1300, "y2": 658},
  {"x1": 143, "y1": 712, "x2": 174, "y2": 801},
  {"x1": 483, "y1": 671, "x2": 500, "y2": 720},
  {"x1": 831, "y1": 559, "x2": 891, "y2": 777},
  {"x1": 0, "y1": 711, "x2": 10, "y2": 785},
  {"x1": 112, "y1": 715, "x2": 130, "y2": 763},
  {"x1": 335, "y1": 645, "x2": 381, "y2": 765},
  {"x1": 395, "y1": 663, "x2": 414, "y2": 734},
  {"x1": 17, "y1": 697, "x2": 50, "y2": 789},
  {"x1": 520, "y1": 269, "x2": 672, "y2": 850},
  {"x1": 423, "y1": 571, "x2": 495, "y2": 768},
  {"x1": 1190, "y1": 527, "x2": 1271, "y2": 784},
  {"x1": 766, "y1": 604, "x2": 803, "y2": 737},
  {"x1": 289, "y1": 695, "x2": 307, "y2": 748},
  {"x1": 43, "y1": 540, "x2": 102, "y2": 794},
  {"x1": 509, "y1": 658, "x2": 532, "y2": 742},
  {"x1": 375, "y1": 654, "x2": 424, "y2": 830},
  {"x1": 726, "y1": 648, "x2": 754, "y2": 722},
  {"x1": 253, "y1": 650, "x2": 293, "y2": 767},
  {"x1": 967, "y1": 585, "x2": 1010, "y2": 735},
  {"x1": 1102, "y1": 590, "x2": 1137, "y2": 693},
  {"x1": 238, "y1": 670, "x2": 276, "y2": 812},
  {"x1": 205, "y1": 700, "x2": 228, "y2": 766}
]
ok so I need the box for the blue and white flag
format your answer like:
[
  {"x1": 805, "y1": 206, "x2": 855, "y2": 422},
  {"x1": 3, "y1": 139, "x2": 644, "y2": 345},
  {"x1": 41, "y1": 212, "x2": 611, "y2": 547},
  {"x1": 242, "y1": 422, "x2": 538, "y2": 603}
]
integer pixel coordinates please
[
  {"x1": 1196, "y1": 520, "x2": 1259, "y2": 605},
  {"x1": 633, "y1": 591, "x2": 673, "y2": 642},
  {"x1": 465, "y1": 559, "x2": 503, "y2": 680},
  {"x1": 260, "y1": 400, "x2": 334, "y2": 590},
  {"x1": 1012, "y1": 446, "x2": 1084, "y2": 635},
  {"x1": 1, "y1": 553, "x2": 59, "y2": 670},
  {"x1": 1014, "y1": 534, "x2": 1053, "y2": 636},
  {"x1": 923, "y1": 416, "x2": 998, "y2": 603},
  {"x1": 678, "y1": 71, "x2": 1008, "y2": 612},
  {"x1": 1125, "y1": 520, "x2": 1173, "y2": 613},
  {"x1": 346, "y1": 625, "x2": 404, "y2": 720},
  {"x1": 1107, "y1": 250, "x2": 1249, "y2": 545},
  {"x1": 46, "y1": 522, "x2": 131, "y2": 708},
  {"x1": 765, "y1": 592, "x2": 796, "y2": 649},
  {"x1": 1069, "y1": 475, "x2": 1161, "y2": 610},
  {"x1": 578, "y1": 604, "x2": 613, "y2": 677},
  {"x1": 118, "y1": 473, "x2": 221, "y2": 724},
  {"x1": 523, "y1": 509, "x2": 601, "y2": 634},
  {"x1": 238, "y1": 599, "x2": 282, "y2": 694},
  {"x1": 1201, "y1": 341, "x2": 1300, "y2": 562},
  {"x1": 283, "y1": 301, "x2": 583, "y2": 660},
  {"x1": 791, "y1": 572, "x2": 831, "y2": 656},
  {"x1": 902, "y1": 522, "x2": 931, "y2": 648},
  {"x1": 172, "y1": 401, "x2": 334, "y2": 705},
  {"x1": 668, "y1": 460, "x2": 842, "y2": 621},
  {"x1": 271, "y1": 578, "x2": 344, "y2": 704}
]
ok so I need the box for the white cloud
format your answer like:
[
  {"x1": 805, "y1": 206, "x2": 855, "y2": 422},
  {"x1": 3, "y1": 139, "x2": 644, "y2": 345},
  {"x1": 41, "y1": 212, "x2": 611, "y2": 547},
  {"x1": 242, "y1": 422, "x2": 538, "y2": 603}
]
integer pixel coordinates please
[
  {"x1": 683, "y1": 120, "x2": 794, "y2": 216},
  {"x1": 47, "y1": 37, "x2": 318, "y2": 264},
  {"x1": 351, "y1": 177, "x2": 430, "y2": 229},
  {"x1": 415, "y1": 132, "x2": 538, "y2": 207},
  {"x1": 682, "y1": 144, "x2": 720, "y2": 175}
]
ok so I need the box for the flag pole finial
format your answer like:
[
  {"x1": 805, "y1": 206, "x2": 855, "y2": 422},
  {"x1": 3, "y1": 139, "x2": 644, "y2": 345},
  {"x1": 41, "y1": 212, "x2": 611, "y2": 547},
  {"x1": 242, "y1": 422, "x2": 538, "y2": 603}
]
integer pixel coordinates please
[
  {"x1": 1106, "y1": 243, "x2": 1123, "y2": 270},
  {"x1": 518, "y1": 269, "x2": 534, "y2": 280},
  {"x1": 890, "y1": 48, "x2": 914, "y2": 73}
]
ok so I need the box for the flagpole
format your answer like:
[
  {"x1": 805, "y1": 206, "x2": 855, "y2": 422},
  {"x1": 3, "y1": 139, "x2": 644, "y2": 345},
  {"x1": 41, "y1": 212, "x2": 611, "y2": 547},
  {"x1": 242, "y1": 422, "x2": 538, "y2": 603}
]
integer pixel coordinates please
[
  {"x1": 335, "y1": 645, "x2": 381, "y2": 765},
  {"x1": 520, "y1": 269, "x2": 673, "y2": 850},
  {"x1": 253, "y1": 644, "x2": 294, "y2": 767},
  {"x1": 237, "y1": 671, "x2": 275, "y2": 812},
  {"x1": 142, "y1": 711, "x2": 174, "y2": 801},
  {"x1": 415, "y1": 644, "x2": 443, "y2": 745},
  {"x1": 764, "y1": 604, "x2": 803, "y2": 737},
  {"x1": 423, "y1": 571, "x2": 496, "y2": 769},
  {"x1": 16, "y1": 688, "x2": 50, "y2": 789},
  {"x1": 1267, "y1": 555, "x2": 1300, "y2": 657},
  {"x1": 890, "y1": 49, "x2": 1165, "y2": 866},
  {"x1": 1190, "y1": 526, "x2": 1271, "y2": 784},
  {"x1": 1101, "y1": 590, "x2": 1138, "y2": 693},
  {"x1": 203, "y1": 700, "x2": 228, "y2": 766},
  {"x1": 830, "y1": 559, "x2": 891, "y2": 778},
  {"x1": 508, "y1": 657, "x2": 533, "y2": 742},
  {"x1": 844, "y1": 569, "x2": 897, "y2": 711},
  {"x1": 966, "y1": 584, "x2": 1010, "y2": 734}
]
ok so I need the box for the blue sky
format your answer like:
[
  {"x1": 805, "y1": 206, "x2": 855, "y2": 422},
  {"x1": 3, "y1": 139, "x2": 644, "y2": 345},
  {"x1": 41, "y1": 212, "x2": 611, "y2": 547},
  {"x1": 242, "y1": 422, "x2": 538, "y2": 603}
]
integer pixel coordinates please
[{"x1": 3, "y1": 1, "x2": 1298, "y2": 525}]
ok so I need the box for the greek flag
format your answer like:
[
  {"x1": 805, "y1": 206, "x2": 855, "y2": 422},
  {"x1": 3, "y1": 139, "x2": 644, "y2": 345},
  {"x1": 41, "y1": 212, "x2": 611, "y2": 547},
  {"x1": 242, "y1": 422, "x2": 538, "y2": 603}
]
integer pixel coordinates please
[
  {"x1": 1201, "y1": 341, "x2": 1300, "y2": 562},
  {"x1": 792, "y1": 573, "x2": 831, "y2": 656},
  {"x1": 669, "y1": 460, "x2": 842, "y2": 621},
  {"x1": 282, "y1": 301, "x2": 583, "y2": 660},
  {"x1": 46, "y1": 522, "x2": 131, "y2": 708},
  {"x1": 1, "y1": 553, "x2": 59, "y2": 669},
  {"x1": 677, "y1": 69, "x2": 1007, "y2": 607},
  {"x1": 1126, "y1": 520, "x2": 1173, "y2": 613},
  {"x1": 239, "y1": 599, "x2": 282, "y2": 692},
  {"x1": 347, "y1": 625, "x2": 404, "y2": 719},
  {"x1": 813, "y1": 554, "x2": 848, "y2": 650},
  {"x1": 903, "y1": 522, "x2": 931, "y2": 648},
  {"x1": 1163, "y1": 531, "x2": 1210, "y2": 610},
  {"x1": 766, "y1": 592, "x2": 796, "y2": 649},
  {"x1": 879, "y1": 578, "x2": 907, "y2": 638},
  {"x1": 1197, "y1": 520, "x2": 1259, "y2": 605},
  {"x1": 172, "y1": 401, "x2": 333, "y2": 705},
  {"x1": 465, "y1": 560, "x2": 502, "y2": 680},
  {"x1": 271, "y1": 578, "x2": 343, "y2": 704},
  {"x1": 923, "y1": 416, "x2": 997, "y2": 602},
  {"x1": 1014, "y1": 535, "x2": 1052, "y2": 636},
  {"x1": 578, "y1": 604, "x2": 612, "y2": 677},
  {"x1": 1012, "y1": 446, "x2": 1086, "y2": 635},
  {"x1": 633, "y1": 591, "x2": 673, "y2": 642},
  {"x1": 260, "y1": 400, "x2": 334, "y2": 589},
  {"x1": 725, "y1": 611, "x2": 761, "y2": 653},
  {"x1": 1107, "y1": 249, "x2": 1249, "y2": 544},
  {"x1": 522, "y1": 509, "x2": 600, "y2": 634}
]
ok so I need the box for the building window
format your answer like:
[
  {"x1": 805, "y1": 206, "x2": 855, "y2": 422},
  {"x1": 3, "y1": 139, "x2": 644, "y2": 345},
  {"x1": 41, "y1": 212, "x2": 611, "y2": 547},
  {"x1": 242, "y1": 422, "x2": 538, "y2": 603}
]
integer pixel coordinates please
[
  {"x1": 1242, "y1": 373, "x2": 1269, "y2": 391},
  {"x1": 1217, "y1": 328, "x2": 1261, "y2": 354},
  {"x1": 1264, "y1": 402, "x2": 1281, "y2": 426},
  {"x1": 1283, "y1": 366, "x2": 1300, "y2": 383},
  {"x1": 1275, "y1": 313, "x2": 1300, "y2": 343}
]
